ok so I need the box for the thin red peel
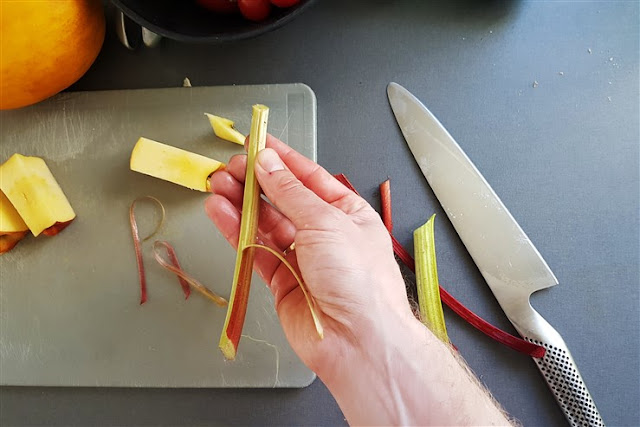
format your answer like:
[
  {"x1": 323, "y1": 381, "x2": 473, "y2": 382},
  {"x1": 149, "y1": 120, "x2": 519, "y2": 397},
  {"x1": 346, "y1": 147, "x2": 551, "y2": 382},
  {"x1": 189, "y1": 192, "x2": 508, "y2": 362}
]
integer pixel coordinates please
[
  {"x1": 333, "y1": 173, "x2": 546, "y2": 358},
  {"x1": 153, "y1": 241, "x2": 227, "y2": 307},
  {"x1": 129, "y1": 196, "x2": 166, "y2": 305},
  {"x1": 153, "y1": 240, "x2": 190, "y2": 299}
]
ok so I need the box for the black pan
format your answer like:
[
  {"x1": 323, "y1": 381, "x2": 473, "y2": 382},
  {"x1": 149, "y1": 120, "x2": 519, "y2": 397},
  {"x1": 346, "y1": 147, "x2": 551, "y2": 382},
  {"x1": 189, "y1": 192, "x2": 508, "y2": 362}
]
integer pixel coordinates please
[{"x1": 111, "y1": 0, "x2": 317, "y2": 44}]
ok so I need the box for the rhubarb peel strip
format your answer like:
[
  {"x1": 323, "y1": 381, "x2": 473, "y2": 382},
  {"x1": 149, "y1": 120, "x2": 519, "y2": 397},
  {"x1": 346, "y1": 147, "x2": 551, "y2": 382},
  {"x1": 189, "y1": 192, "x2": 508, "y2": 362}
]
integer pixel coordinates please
[
  {"x1": 246, "y1": 243, "x2": 324, "y2": 339},
  {"x1": 153, "y1": 241, "x2": 227, "y2": 306},
  {"x1": 414, "y1": 215, "x2": 449, "y2": 343},
  {"x1": 334, "y1": 173, "x2": 546, "y2": 358},
  {"x1": 129, "y1": 196, "x2": 166, "y2": 305},
  {"x1": 219, "y1": 105, "x2": 269, "y2": 360}
]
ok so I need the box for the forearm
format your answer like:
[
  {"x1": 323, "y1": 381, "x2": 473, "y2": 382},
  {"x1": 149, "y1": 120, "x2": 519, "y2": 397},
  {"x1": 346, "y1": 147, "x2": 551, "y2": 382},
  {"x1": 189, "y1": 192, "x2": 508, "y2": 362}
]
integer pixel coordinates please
[{"x1": 321, "y1": 311, "x2": 512, "y2": 426}]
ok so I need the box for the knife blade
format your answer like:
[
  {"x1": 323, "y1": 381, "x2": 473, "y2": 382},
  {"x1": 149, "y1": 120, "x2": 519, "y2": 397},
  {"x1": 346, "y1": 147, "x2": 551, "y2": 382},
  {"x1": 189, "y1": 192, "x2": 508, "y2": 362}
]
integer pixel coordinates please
[{"x1": 387, "y1": 82, "x2": 604, "y2": 427}]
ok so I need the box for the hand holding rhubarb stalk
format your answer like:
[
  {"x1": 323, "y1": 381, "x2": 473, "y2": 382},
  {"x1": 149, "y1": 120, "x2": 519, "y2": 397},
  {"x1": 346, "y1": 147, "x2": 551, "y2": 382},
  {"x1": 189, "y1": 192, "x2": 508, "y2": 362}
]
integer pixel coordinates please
[{"x1": 205, "y1": 135, "x2": 511, "y2": 426}]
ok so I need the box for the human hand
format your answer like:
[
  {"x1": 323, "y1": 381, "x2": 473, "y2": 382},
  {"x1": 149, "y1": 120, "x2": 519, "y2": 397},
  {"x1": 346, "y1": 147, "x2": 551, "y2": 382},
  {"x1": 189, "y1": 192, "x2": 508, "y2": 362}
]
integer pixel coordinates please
[
  {"x1": 205, "y1": 135, "x2": 415, "y2": 379},
  {"x1": 206, "y1": 135, "x2": 511, "y2": 425}
]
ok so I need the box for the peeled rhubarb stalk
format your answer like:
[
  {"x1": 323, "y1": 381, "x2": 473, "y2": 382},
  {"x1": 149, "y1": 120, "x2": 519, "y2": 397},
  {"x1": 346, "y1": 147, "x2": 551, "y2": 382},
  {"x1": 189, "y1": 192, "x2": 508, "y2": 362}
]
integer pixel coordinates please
[
  {"x1": 0, "y1": 191, "x2": 29, "y2": 254},
  {"x1": 414, "y1": 215, "x2": 449, "y2": 343},
  {"x1": 219, "y1": 104, "x2": 269, "y2": 360},
  {"x1": 205, "y1": 113, "x2": 246, "y2": 145},
  {"x1": 0, "y1": 154, "x2": 75, "y2": 237},
  {"x1": 130, "y1": 137, "x2": 224, "y2": 192}
]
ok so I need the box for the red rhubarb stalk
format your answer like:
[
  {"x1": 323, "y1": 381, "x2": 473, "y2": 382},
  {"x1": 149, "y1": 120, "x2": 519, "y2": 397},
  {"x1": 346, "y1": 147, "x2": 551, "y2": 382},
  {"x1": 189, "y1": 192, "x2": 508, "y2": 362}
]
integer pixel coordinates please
[
  {"x1": 334, "y1": 173, "x2": 545, "y2": 358},
  {"x1": 379, "y1": 179, "x2": 393, "y2": 233}
]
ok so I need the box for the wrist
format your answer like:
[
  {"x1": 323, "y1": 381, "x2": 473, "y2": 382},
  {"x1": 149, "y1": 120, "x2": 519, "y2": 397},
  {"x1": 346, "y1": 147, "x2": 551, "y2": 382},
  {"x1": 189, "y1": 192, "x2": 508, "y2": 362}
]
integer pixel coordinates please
[
  {"x1": 320, "y1": 307, "x2": 431, "y2": 425},
  {"x1": 319, "y1": 307, "x2": 510, "y2": 426}
]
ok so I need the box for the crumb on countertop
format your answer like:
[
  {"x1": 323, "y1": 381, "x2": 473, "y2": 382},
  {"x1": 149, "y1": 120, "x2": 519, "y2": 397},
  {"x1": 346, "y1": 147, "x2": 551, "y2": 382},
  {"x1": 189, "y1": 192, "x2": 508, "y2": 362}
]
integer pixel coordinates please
[
  {"x1": 533, "y1": 80, "x2": 539, "y2": 88},
  {"x1": 183, "y1": 77, "x2": 192, "y2": 88}
]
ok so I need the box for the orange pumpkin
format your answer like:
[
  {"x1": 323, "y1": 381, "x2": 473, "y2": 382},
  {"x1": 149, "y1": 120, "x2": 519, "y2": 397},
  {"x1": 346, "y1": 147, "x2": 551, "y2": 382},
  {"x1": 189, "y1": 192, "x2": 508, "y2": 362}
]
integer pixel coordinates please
[{"x1": 0, "y1": 0, "x2": 105, "y2": 110}]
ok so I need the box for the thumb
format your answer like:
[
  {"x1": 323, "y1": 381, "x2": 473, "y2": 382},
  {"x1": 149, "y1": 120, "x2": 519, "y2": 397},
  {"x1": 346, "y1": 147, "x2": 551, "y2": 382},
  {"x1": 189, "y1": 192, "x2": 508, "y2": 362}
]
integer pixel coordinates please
[{"x1": 254, "y1": 148, "x2": 338, "y2": 230}]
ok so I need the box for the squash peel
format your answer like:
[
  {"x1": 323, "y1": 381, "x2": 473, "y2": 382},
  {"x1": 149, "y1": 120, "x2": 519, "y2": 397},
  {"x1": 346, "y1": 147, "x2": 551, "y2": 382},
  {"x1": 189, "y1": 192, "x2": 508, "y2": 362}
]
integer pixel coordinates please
[{"x1": 205, "y1": 113, "x2": 246, "y2": 145}]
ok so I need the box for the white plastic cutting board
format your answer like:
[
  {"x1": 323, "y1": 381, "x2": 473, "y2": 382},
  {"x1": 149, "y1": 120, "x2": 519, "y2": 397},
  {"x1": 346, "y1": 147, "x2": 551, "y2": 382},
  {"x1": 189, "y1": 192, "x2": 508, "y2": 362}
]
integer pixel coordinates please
[{"x1": 0, "y1": 84, "x2": 317, "y2": 387}]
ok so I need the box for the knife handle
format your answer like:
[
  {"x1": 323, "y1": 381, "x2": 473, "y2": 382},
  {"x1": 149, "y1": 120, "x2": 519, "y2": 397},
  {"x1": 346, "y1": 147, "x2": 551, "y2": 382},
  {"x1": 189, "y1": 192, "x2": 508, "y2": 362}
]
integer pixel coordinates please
[{"x1": 521, "y1": 309, "x2": 605, "y2": 427}]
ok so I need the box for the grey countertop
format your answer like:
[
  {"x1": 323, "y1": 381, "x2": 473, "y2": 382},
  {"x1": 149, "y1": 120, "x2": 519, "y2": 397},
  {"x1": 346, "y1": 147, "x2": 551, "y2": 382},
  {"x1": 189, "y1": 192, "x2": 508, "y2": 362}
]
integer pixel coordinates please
[{"x1": 2, "y1": 1, "x2": 638, "y2": 426}]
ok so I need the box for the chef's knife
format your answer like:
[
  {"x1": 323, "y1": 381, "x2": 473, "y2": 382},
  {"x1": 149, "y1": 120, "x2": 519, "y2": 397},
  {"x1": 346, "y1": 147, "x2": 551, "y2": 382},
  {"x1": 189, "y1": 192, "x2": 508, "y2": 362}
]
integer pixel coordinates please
[{"x1": 387, "y1": 82, "x2": 604, "y2": 427}]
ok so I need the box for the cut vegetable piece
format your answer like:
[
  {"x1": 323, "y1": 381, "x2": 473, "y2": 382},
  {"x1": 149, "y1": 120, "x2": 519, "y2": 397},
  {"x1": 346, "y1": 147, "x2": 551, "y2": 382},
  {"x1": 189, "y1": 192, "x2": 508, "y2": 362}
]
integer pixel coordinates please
[
  {"x1": 379, "y1": 179, "x2": 393, "y2": 233},
  {"x1": 0, "y1": 191, "x2": 28, "y2": 233},
  {"x1": 205, "y1": 113, "x2": 246, "y2": 145},
  {"x1": 153, "y1": 241, "x2": 227, "y2": 306},
  {"x1": 129, "y1": 196, "x2": 166, "y2": 305},
  {"x1": 0, "y1": 190, "x2": 29, "y2": 253},
  {"x1": 130, "y1": 137, "x2": 224, "y2": 192},
  {"x1": 0, "y1": 231, "x2": 28, "y2": 254},
  {"x1": 0, "y1": 154, "x2": 75, "y2": 237},
  {"x1": 219, "y1": 104, "x2": 269, "y2": 360},
  {"x1": 333, "y1": 173, "x2": 546, "y2": 358},
  {"x1": 414, "y1": 215, "x2": 449, "y2": 343}
]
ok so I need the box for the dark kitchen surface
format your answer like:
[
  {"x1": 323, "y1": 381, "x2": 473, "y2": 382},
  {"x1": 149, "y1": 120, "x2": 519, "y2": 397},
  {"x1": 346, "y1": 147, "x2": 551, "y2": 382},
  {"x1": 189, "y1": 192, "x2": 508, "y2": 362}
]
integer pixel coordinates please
[{"x1": 2, "y1": 1, "x2": 638, "y2": 426}]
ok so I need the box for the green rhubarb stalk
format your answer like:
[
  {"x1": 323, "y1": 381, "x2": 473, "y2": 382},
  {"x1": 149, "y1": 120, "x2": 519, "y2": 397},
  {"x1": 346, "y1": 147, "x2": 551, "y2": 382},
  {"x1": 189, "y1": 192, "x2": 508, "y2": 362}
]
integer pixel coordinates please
[
  {"x1": 219, "y1": 104, "x2": 269, "y2": 360},
  {"x1": 414, "y1": 214, "x2": 449, "y2": 343}
]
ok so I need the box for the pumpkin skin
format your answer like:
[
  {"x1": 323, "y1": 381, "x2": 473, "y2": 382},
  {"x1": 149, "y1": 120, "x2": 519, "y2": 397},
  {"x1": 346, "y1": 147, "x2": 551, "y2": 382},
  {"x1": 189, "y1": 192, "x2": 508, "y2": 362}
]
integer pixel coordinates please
[{"x1": 1, "y1": 0, "x2": 105, "y2": 110}]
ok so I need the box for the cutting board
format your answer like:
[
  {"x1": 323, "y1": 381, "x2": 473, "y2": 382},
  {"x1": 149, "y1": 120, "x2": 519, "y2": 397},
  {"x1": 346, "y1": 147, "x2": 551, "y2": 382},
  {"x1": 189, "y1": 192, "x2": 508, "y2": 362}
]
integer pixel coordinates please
[{"x1": 0, "y1": 84, "x2": 317, "y2": 387}]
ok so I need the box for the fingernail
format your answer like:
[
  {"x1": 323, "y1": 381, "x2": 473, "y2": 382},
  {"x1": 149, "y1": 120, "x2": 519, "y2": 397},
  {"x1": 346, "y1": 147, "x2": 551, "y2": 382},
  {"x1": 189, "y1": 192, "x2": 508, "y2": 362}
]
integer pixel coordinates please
[{"x1": 257, "y1": 148, "x2": 284, "y2": 173}]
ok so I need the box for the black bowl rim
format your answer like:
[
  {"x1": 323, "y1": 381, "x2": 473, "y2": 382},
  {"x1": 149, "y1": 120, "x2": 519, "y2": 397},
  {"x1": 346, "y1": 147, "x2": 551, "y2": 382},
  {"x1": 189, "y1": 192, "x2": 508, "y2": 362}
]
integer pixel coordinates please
[{"x1": 111, "y1": 0, "x2": 316, "y2": 43}]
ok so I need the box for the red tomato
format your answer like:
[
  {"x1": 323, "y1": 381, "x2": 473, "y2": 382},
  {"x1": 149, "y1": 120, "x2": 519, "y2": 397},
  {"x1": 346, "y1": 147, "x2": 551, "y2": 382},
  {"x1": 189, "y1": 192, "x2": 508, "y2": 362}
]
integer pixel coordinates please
[
  {"x1": 238, "y1": 0, "x2": 271, "y2": 21},
  {"x1": 196, "y1": 0, "x2": 239, "y2": 14},
  {"x1": 270, "y1": 0, "x2": 300, "y2": 7}
]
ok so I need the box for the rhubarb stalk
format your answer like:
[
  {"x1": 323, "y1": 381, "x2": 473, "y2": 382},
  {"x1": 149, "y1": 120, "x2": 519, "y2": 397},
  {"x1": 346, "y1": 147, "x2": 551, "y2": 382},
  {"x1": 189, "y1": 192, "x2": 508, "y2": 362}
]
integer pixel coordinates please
[
  {"x1": 380, "y1": 179, "x2": 393, "y2": 233},
  {"x1": 219, "y1": 104, "x2": 269, "y2": 360},
  {"x1": 334, "y1": 173, "x2": 546, "y2": 358},
  {"x1": 414, "y1": 215, "x2": 449, "y2": 343}
]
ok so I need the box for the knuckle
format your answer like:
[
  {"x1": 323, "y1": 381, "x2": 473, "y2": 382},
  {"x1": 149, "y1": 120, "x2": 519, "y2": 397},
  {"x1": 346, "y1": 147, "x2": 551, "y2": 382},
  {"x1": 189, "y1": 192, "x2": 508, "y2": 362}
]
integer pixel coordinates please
[{"x1": 274, "y1": 172, "x2": 303, "y2": 196}]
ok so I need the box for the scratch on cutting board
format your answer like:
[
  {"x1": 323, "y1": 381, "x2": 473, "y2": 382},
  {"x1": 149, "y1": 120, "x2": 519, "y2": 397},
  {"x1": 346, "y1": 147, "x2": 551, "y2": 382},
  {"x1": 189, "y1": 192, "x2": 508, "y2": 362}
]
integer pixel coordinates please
[
  {"x1": 62, "y1": 108, "x2": 72, "y2": 147},
  {"x1": 242, "y1": 334, "x2": 280, "y2": 388},
  {"x1": 2, "y1": 108, "x2": 90, "y2": 162},
  {"x1": 277, "y1": 112, "x2": 293, "y2": 140},
  {"x1": 0, "y1": 341, "x2": 33, "y2": 361},
  {"x1": 262, "y1": 306, "x2": 272, "y2": 319}
]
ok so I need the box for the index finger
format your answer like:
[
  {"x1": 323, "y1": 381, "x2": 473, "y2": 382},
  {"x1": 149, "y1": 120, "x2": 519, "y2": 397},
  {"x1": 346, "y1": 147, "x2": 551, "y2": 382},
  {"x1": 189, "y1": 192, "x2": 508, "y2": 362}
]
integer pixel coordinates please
[{"x1": 264, "y1": 134, "x2": 353, "y2": 205}]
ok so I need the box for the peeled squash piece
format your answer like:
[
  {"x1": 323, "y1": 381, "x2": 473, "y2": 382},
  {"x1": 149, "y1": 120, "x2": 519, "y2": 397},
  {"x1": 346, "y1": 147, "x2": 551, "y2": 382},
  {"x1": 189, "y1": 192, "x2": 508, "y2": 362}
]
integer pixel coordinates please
[
  {"x1": 130, "y1": 137, "x2": 224, "y2": 192},
  {"x1": 0, "y1": 154, "x2": 76, "y2": 237},
  {"x1": 0, "y1": 191, "x2": 29, "y2": 254}
]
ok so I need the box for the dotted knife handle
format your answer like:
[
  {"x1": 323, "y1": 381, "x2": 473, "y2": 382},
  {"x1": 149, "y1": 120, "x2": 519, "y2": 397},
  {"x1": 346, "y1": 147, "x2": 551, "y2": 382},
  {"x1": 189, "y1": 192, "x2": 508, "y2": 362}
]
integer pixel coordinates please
[{"x1": 522, "y1": 311, "x2": 605, "y2": 427}]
